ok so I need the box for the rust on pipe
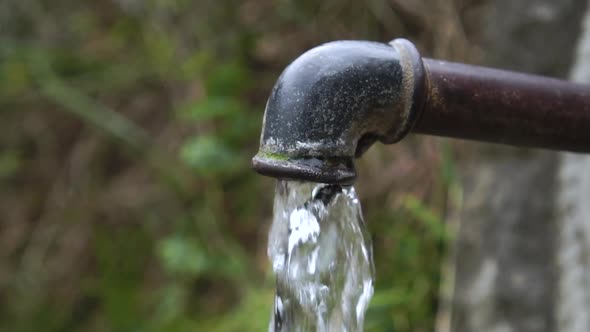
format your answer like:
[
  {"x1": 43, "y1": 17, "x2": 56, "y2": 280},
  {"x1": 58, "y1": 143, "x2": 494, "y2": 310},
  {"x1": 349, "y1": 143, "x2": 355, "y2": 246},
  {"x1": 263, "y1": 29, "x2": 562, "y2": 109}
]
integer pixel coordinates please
[{"x1": 414, "y1": 59, "x2": 590, "y2": 152}]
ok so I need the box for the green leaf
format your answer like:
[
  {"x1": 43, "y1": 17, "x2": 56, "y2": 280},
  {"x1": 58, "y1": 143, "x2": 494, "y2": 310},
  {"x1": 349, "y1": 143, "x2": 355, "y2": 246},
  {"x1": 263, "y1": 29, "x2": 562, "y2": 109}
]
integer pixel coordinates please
[
  {"x1": 198, "y1": 288, "x2": 273, "y2": 331},
  {"x1": 402, "y1": 195, "x2": 449, "y2": 241},
  {"x1": 179, "y1": 96, "x2": 245, "y2": 121},
  {"x1": 180, "y1": 136, "x2": 239, "y2": 176},
  {"x1": 157, "y1": 236, "x2": 208, "y2": 276},
  {"x1": 204, "y1": 62, "x2": 248, "y2": 96},
  {"x1": 180, "y1": 51, "x2": 212, "y2": 78}
]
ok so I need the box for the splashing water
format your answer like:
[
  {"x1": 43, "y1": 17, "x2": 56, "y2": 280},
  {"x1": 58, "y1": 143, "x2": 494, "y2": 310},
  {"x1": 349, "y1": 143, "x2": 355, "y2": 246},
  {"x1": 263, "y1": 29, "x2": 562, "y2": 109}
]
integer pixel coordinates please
[{"x1": 268, "y1": 180, "x2": 375, "y2": 332}]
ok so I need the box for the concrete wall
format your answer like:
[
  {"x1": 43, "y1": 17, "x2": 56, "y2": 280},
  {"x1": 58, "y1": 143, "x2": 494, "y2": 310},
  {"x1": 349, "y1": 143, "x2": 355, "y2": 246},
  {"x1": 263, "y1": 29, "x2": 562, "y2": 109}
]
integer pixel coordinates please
[
  {"x1": 556, "y1": 5, "x2": 590, "y2": 331},
  {"x1": 448, "y1": 1, "x2": 590, "y2": 331}
]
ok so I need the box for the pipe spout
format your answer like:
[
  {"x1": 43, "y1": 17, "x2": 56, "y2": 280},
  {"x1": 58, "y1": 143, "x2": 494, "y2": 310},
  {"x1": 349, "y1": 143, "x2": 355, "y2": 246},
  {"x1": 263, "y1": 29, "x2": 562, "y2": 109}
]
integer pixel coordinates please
[{"x1": 252, "y1": 39, "x2": 426, "y2": 184}]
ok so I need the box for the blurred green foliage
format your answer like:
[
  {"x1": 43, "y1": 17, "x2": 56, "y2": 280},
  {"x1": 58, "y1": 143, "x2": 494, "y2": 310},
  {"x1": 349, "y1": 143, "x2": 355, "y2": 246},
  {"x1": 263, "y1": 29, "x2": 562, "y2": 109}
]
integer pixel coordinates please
[{"x1": 0, "y1": 0, "x2": 465, "y2": 331}]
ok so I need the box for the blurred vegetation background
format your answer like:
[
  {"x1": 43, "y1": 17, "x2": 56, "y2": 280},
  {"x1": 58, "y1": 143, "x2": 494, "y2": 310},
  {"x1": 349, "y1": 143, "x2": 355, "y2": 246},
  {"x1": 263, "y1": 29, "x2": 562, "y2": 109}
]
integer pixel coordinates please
[{"x1": 0, "y1": 0, "x2": 487, "y2": 331}]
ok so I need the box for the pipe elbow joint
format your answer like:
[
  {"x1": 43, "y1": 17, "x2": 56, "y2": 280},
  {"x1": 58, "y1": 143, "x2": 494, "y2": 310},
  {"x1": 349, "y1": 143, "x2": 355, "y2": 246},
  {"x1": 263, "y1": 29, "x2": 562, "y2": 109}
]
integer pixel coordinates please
[{"x1": 252, "y1": 39, "x2": 425, "y2": 184}]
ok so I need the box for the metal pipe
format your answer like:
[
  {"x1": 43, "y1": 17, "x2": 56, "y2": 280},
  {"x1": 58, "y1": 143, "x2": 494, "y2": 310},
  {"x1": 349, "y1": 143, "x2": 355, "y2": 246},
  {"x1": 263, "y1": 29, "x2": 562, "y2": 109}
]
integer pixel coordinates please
[
  {"x1": 252, "y1": 38, "x2": 590, "y2": 184},
  {"x1": 252, "y1": 39, "x2": 425, "y2": 184},
  {"x1": 415, "y1": 59, "x2": 590, "y2": 152}
]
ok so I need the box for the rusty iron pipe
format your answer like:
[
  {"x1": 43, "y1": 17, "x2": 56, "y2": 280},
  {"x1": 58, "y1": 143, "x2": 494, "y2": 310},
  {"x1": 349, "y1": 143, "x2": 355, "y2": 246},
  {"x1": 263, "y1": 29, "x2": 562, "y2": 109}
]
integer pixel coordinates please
[
  {"x1": 416, "y1": 59, "x2": 590, "y2": 152},
  {"x1": 252, "y1": 38, "x2": 590, "y2": 184}
]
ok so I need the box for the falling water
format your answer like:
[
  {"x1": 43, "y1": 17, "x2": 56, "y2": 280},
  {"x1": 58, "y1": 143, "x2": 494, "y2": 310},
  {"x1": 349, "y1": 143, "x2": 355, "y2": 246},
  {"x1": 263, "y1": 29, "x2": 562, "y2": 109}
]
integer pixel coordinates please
[{"x1": 268, "y1": 180, "x2": 375, "y2": 332}]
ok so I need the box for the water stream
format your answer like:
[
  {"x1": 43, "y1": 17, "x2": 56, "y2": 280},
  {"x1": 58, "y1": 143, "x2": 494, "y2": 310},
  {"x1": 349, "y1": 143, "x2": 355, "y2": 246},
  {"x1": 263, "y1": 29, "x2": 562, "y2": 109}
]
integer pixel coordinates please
[{"x1": 268, "y1": 180, "x2": 375, "y2": 332}]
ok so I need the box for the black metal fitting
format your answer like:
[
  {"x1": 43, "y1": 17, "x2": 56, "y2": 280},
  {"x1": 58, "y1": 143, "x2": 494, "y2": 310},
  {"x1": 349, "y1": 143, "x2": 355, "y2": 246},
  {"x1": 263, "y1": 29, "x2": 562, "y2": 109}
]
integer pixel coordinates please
[
  {"x1": 252, "y1": 39, "x2": 425, "y2": 184},
  {"x1": 252, "y1": 38, "x2": 590, "y2": 184}
]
